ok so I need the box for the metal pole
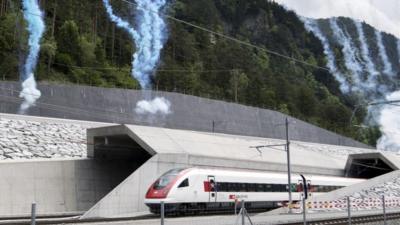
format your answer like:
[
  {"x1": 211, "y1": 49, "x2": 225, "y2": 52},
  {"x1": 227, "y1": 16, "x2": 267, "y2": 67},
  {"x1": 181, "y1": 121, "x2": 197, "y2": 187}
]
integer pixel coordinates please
[
  {"x1": 235, "y1": 200, "x2": 237, "y2": 215},
  {"x1": 30, "y1": 203, "x2": 36, "y2": 225},
  {"x1": 160, "y1": 201, "x2": 165, "y2": 225},
  {"x1": 302, "y1": 197, "x2": 307, "y2": 225},
  {"x1": 241, "y1": 200, "x2": 245, "y2": 225},
  {"x1": 212, "y1": 120, "x2": 215, "y2": 133},
  {"x1": 286, "y1": 118, "x2": 292, "y2": 213},
  {"x1": 347, "y1": 196, "x2": 351, "y2": 225},
  {"x1": 382, "y1": 195, "x2": 387, "y2": 225}
]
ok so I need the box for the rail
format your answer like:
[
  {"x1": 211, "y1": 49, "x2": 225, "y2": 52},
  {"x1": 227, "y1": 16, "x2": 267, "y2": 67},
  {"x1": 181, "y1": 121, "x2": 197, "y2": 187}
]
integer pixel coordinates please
[{"x1": 277, "y1": 211, "x2": 400, "y2": 225}]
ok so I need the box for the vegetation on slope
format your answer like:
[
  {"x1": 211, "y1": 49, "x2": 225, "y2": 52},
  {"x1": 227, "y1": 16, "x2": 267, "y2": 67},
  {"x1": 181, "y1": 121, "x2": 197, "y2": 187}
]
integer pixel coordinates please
[{"x1": 0, "y1": 0, "x2": 378, "y2": 144}]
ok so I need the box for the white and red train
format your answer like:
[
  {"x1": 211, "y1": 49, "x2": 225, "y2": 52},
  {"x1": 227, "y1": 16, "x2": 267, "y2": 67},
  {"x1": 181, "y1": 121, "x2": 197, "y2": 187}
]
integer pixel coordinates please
[{"x1": 145, "y1": 168, "x2": 364, "y2": 214}]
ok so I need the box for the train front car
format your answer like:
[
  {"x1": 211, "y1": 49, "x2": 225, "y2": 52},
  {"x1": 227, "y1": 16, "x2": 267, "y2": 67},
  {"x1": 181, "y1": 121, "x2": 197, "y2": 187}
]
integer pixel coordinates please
[
  {"x1": 145, "y1": 168, "x2": 365, "y2": 215},
  {"x1": 145, "y1": 168, "x2": 192, "y2": 214}
]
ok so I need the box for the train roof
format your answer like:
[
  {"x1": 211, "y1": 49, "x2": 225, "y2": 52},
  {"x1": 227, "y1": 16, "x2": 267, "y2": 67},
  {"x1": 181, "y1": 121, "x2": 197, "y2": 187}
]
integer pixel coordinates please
[{"x1": 183, "y1": 167, "x2": 365, "y2": 183}]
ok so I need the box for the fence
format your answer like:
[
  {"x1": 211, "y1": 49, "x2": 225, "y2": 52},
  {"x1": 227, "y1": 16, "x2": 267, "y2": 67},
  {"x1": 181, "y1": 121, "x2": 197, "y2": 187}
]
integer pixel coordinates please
[
  {"x1": 282, "y1": 195, "x2": 397, "y2": 225},
  {"x1": 153, "y1": 196, "x2": 400, "y2": 225},
  {"x1": 24, "y1": 199, "x2": 400, "y2": 225}
]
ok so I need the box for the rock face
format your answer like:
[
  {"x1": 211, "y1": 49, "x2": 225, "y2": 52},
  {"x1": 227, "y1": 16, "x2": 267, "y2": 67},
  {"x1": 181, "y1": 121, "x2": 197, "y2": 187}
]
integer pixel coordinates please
[{"x1": 0, "y1": 118, "x2": 88, "y2": 160}]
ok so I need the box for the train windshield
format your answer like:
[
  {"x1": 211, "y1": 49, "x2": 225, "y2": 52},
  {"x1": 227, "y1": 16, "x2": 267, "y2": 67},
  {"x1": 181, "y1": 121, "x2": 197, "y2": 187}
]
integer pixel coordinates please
[{"x1": 153, "y1": 168, "x2": 186, "y2": 190}]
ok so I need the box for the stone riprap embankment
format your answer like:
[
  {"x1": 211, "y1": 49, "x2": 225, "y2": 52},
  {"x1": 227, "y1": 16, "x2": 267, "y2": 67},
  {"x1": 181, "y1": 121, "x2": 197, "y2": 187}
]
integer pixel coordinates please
[{"x1": 0, "y1": 117, "x2": 89, "y2": 159}]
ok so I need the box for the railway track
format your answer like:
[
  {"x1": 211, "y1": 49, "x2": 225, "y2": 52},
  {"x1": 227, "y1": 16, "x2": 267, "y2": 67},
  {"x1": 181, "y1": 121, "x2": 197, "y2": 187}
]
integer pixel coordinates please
[
  {"x1": 279, "y1": 211, "x2": 400, "y2": 225},
  {"x1": 2, "y1": 211, "x2": 400, "y2": 225}
]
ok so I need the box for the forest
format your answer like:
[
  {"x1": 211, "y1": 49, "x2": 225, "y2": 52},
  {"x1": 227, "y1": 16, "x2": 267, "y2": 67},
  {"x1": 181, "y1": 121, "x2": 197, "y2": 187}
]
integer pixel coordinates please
[{"x1": 0, "y1": 0, "x2": 380, "y2": 145}]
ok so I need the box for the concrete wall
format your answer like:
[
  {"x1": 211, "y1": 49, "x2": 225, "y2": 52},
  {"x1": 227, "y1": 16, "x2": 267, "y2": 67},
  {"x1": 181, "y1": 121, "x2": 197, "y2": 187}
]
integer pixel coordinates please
[
  {"x1": 0, "y1": 159, "x2": 135, "y2": 217},
  {"x1": 81, "y1": 154, "x2": 185, "y2": 218},
  {"x1": 0, "y1": 81, "x2": 370, "y2": 148}
]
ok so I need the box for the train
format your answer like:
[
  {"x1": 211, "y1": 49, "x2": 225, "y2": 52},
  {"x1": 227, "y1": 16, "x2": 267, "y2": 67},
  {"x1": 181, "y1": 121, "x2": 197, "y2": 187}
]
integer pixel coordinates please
[{"x1": 145, "y1": 168, "x2": 364, "y2": 214}]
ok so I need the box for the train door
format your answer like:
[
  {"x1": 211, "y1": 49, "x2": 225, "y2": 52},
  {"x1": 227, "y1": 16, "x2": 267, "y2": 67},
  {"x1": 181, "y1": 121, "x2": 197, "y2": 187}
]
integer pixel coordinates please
[{"x1": 208, "y1": 175, "x2": 217, "y2": 202}]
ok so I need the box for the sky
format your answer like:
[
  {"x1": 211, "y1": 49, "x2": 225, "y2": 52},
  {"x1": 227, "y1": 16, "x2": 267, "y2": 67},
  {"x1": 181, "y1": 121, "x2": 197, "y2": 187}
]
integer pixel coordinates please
[{"x1": 273, "y1": 0, "x2": 400, "y2": 38}]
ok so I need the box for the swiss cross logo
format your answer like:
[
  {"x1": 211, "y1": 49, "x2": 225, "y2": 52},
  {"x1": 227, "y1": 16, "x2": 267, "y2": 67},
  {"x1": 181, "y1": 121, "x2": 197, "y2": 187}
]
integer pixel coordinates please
[{"x1": 229, "y1": 195, "x2": 236, "y2": 199}]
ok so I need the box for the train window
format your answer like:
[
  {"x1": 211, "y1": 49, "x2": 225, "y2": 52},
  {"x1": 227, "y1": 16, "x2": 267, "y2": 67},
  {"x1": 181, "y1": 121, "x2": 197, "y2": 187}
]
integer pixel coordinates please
[
  {"x1": 210, "y1": 179, "x2": 216, "y2": 192},
  {"x1": 256, "y1": 184, "x2": 264, "y2": 192},
  {"x1": 178, "y1": 178, "x2": 189, "y2": 188},
  {"x1": 154, "y1": 175, "x2": 175, "y2": 190},
  {"x1": 247, "y1": 183, "x2": 256, "y2": 192},
  {"x1": 153, "y1": 168, "x2": 186, "y2": 190},
  {"x1": 217, "y1": 183, "x2": 223, "y2": 191},
  {"x1": 239, "y1": 183, "x2": 247, "y2": 192},
  {"x1": 226, "y1": 183, "x2": 232, "y2": 192}
]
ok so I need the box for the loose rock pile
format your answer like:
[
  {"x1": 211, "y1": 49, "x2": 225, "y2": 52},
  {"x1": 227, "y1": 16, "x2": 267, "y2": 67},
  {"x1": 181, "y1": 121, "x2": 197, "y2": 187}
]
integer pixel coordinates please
[{"x1": 0, "y1": 118, "x2": 88, "y2": 160}]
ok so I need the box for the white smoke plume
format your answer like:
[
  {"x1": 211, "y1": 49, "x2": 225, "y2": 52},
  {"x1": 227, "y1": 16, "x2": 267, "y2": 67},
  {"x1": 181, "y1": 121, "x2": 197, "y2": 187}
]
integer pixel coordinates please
[
  {"x1": 102, "y1": 0, "x2": 171, "y2": 117},
  {"x1": 274, "y1": 0, "x2": 400, "y2": 39},
  {"x1": 20, "y1": 0, "x2": 45, "y2": 113},
  {"x1": 135, "y1": 97, "x2": 171, "y2": 115},
  {"x1": 134, "y1": 0, "x2": 167, "y2": 89},
  {"x1": 329, "y1": 18, "x2": 364, "y2": 91},
  {"x1": 376, "y1": 30, "x2": 394, "y2": 77},
  {"x1": 377, "y1": 91, "x2": 400, "y2": 151},
  {"x1": 354, "y1": 20, "x2": 379, "y2": 87},
  {"x1": 303, "y1": 16, "x2": 400, "y2": 151},
  {"x1": 102, "y1": 0, "x2": 167, "y2": 89},
  {"x1": 19, "y1": 75, "x2": 41, "y2": 114},
  {"x1": 302, "y1": 18, "x2": 350, "y2": 93}
]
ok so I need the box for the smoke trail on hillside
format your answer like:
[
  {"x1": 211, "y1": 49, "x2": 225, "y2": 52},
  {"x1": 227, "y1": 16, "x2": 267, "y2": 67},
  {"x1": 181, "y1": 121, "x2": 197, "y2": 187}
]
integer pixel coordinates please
[
  {"x1": 376, "y1": 30, "x2": 394, "y2": 77},
  {"x1": 102, "y1": 0, "x2": 167, "y2": 89},
  {"x1": 102, "y1": 0, "x2": 139, "y2": 42},
  {"x1": 102, "y1": 0, "x2": 171, "y2": 116},
  {"x1": 329, "y1": 18, "x2": 364, "y2": 91},
  {"x1": 302, "y1": 18, "x2": 349, "y2": 93},
  {"x1": 354, "y1": 20, "x2": 379, "y2": 88},
  {"x1": 19, "y1": 0, "x2": 45, "y2": 114},
  {"x1": 134, "y1": 0, "x2": 167, "y2": 89},
  {"x1": 377, "y1": 91, "x2": 400, "y2": 151},
  {"x1": 302, "y1": 17, "x2": 400, "y2": 152}
]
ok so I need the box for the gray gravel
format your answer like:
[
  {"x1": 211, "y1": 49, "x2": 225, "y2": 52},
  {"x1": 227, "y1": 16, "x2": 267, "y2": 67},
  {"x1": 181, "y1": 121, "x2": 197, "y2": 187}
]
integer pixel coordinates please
[{"x1": 0, "y1": 117, "x2": 88, "y2": 159}]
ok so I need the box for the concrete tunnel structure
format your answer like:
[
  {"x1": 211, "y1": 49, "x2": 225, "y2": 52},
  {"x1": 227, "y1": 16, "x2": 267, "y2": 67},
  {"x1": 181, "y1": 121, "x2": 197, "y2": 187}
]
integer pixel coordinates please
[
  {"x1": 1, "y1": 82, "x2": 400, "y2": 219},
  {"x1": 80, "y1": 124, "x2": 400, "y2": 218},
  {"x1": 1, "y1": 121, "x2": 400, "y2": 219}
]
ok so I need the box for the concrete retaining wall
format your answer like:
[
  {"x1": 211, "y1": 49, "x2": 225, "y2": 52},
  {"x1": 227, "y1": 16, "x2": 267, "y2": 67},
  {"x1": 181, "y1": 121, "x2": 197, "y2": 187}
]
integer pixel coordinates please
[
  {"x1": 0, "y1": 81, "x2": 369, "y2": 148},
  {"x1": 0, "y1": 159, "x2": 135, "y2": 217}
]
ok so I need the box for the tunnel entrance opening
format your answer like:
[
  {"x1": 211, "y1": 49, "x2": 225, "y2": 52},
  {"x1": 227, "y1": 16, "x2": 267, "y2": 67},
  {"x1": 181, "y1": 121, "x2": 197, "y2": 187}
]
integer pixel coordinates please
[
  {"x1": 89, "y1": 134, "x2": 154, "y2": 203},
  {"x1": 92, "y1": 134, "x2": 153, "y2": 175},
  {"x1": 93, "y1": 134, "x2": 152, "y2": 163},
  {"x1": 345, "y1": 154, "x2": 396, "y2": 179}
]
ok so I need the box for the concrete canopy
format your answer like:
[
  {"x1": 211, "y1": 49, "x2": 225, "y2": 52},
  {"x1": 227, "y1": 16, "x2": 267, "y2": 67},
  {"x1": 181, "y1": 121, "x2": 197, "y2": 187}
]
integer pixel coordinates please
[{"x1": 87, "y1": 124, "x2": 376, "y2": 174}]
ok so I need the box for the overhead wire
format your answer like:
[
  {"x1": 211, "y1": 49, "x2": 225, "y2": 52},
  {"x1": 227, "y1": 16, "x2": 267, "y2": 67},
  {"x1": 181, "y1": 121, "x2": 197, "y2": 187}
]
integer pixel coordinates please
[
  {"x1": 23, "y1": 1, "x2": 330, "y2": 72},
  {"x1": 117, "y1": 0, "x2": 330, "y2": 71},
  {"x1": 3, "y1": 0, "x2": 335, "y2": 121},
  {"x1": 17, "y1": 0, "x2": 329, "y2": 72},
  {"x1": 18, "y1": 11, "x2": 242, "y2": 74}
]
